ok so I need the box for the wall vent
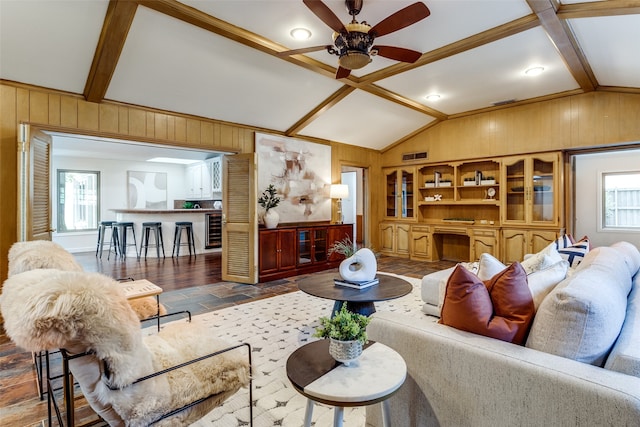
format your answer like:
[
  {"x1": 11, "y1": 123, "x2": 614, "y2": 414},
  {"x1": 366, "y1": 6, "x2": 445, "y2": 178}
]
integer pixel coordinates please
[
  {"x1": 402, "y1": 151, "x2": 428, "y2": 162},
  {"x1": 492, "y1": 99, "x2": 516, "y2": 106}
]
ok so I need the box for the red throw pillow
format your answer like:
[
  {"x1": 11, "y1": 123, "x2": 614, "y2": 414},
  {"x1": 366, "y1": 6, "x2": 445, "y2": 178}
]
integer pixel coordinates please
[{"x1": 439, "y1": 263, "x2": 535, "y2": 345}]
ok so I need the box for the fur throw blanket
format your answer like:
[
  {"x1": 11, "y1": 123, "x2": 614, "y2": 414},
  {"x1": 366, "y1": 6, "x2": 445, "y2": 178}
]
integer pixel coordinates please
[
  {"x1": 7, "y1": 240, "x2": 167, "y2": 320},
  {"x1": 0, "y1": 269, "x2": 250, "y2": 426}
]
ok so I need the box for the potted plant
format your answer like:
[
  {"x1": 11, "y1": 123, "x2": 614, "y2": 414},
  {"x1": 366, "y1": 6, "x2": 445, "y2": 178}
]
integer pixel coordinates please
[
  {"x1": 481, "y1": 176, "x2": 496, "y2": 185},
  {"x1": 463, "y1": 177, "x2": 476, "y2": 186},
  {"x1": 313, "y1": 305, "x2": 371, "y2": 365},
  {"x1": 439, "y1": 179, "x2": 452, "y2": 187},
  {"x1": 258, "y1": 184, "x2": 281, "y2": 228}
]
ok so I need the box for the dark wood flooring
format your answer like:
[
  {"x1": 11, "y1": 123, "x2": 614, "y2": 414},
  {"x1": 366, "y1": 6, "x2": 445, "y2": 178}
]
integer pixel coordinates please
[{"x1": 0, "y1": 251, "x2": 455, "y2": 426}]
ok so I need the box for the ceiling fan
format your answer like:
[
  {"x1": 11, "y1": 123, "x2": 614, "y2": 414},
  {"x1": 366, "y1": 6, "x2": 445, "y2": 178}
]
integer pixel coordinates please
[{"x1": 279, "y1": 0, "x2": 430, "y2": 79}]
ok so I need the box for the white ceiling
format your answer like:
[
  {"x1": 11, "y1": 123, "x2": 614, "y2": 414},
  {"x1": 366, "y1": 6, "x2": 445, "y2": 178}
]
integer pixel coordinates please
[{"x1": 1, "y1": 0, "x2": 639, "y2": 151}]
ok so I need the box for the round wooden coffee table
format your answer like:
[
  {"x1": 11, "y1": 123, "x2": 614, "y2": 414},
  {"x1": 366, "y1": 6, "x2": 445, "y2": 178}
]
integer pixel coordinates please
[
  {"x1": 287, "y1": 339, "x2": 406, "y2": 427},
  {"x1": 297, "y1": 271, "x2": 412, "y2": 316}
]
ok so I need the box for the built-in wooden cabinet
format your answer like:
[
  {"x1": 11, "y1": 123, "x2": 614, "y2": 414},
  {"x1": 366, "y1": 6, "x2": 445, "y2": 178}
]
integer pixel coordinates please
[
  {"x1": 379, "y1": 222, "x2": 410, "y2": 257},
  {"x1": 384, "y1": 167, "x2": 416, "y2": 220},
  {"x1": 501, "y1": 228, "x2": 562, "y2": 264},
  {"x1": 417, "y1": 159, "x2": 500, "y2": 225},
  {"x1": 258, "y1": 223, "x2": 352, "y2": 282},
  {"x1": 410, "y1": 225, "x2": 431, "y2": 261},
  {"x1": 501, "y1": 153, "x2": 561, "y2": 227},
  {"x1": 382, "y1": 152, "x2": 563, "y2": 263}
]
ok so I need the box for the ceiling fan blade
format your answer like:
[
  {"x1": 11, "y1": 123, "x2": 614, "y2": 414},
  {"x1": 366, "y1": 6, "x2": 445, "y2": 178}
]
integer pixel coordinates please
[
  {"x1": 303, "y1": 0, "x2": 346, "y2": 33},
  {"x1": 336, "y1": 66, "x2": 351, "y2": 79},
  {"x1": 369, "y1": 2, "x2": 431, "y2": 37},
  {"x1": 374, "y1": 45, "x2": 423, "y2": 63},
  {"x1": 277, "y1": 45, "x2": 330, "y2": 57}
]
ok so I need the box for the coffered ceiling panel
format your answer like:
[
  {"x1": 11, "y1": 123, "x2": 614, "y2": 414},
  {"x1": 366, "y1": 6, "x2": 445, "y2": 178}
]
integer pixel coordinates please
[
  {"x1": 106, "y1": 6, "x2": 344, "y2": 132},
  {"x1": 568, "y1": 14, "x2": 640, "y2": 88},
  {"x1": 378, "y1": 27, "x2": 579, "y2": 115},
  {"x1": 298, "y1": 90, "x2": 436, "y2": 149},
  {"x1": 0, "y1": 0, "x2": 108, "y2": 93}
]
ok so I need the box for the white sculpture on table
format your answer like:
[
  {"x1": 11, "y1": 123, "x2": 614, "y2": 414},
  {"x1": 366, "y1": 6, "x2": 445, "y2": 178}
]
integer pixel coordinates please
[{"x1": 339, "y1": 248, "x2": 377, "y2": 282}]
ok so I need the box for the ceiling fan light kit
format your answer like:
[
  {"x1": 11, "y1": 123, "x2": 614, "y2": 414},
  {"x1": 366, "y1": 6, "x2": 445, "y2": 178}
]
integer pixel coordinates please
[{"x1": 294, "y1": 0, "x2": 430, "y2": 78}]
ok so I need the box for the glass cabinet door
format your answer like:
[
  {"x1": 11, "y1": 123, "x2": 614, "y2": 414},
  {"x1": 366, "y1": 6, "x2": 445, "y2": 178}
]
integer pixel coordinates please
[
  {"x1": 312, "y1": 228, "x2": 327, "y2": 262},
  {"x1": 298, "y1": 229, "x2": 311, "y2": 265},
  {"x1": 505, "y1": 158, "x2": 526, "y2": 222},
  {"x1": 400, "y1": 169, "x2": 414, "y2": 219},
  {"x1": 386, "y1": 170, "x2": 397, "y2": 218},
  {"x1": 531, "y1": 157, "x2": 555, "y2": 223}
]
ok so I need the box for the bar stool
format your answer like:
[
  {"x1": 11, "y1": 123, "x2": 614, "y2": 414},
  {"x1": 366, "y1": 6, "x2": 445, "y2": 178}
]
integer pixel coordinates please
[
  {"x1": 172, "y1": 221, "x2": 196, "y2": 257},
  {"x1": 114, "y1": 222, "x2": 138, "y2": 259},
  {"x1": 96, "y1": 220, "x2": 118, "y2": 259},
  {"x1": 140, "y1": 222, "x2": 165, "y2": 259}
]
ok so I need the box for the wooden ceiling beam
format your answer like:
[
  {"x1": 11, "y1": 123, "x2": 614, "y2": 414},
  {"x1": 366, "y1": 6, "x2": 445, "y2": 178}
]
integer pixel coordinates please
[
  {"x1": 526, "y1": 0, "x2": 596, "y2": 91},
  {"x1": 557, "y1": 0, "x2": 640, "y2": 19},
  {"x1": 361, "y1": 14, "x2": 540, "y2": 84},
  {"x1": 84, "y1": 0, "x2": 138, "y2": 103},
  {"x1": 285, "y1": 87, "x2": 356, "y2": 136}
]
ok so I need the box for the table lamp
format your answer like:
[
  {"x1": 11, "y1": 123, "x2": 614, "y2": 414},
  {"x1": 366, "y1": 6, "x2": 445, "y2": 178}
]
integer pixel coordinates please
[{"x1": 330, "y1": 184, "x2": 349, "y2": 224}]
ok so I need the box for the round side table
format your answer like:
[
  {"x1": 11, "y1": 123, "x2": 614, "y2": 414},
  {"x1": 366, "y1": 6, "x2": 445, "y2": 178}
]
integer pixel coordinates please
[{"x1": 286, "y1": 339, "x2": 406, "y2": 427}]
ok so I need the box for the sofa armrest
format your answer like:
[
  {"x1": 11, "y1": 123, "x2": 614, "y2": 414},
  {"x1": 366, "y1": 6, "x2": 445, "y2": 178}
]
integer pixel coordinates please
[{"x1": 366, "y1": 311, "x2": 640, "y2": 427}]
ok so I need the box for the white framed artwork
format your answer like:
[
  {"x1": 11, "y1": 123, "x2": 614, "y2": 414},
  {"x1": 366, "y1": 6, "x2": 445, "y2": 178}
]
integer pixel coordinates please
[{"x1": 256, "y1": 132, "x2": 331, "y2": 223}]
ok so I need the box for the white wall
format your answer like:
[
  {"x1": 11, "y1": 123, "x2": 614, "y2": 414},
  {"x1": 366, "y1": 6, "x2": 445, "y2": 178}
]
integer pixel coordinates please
[
  {"x1": 52, "y1": 155, "x2": 187, "y2": 252},
  {"x1": 574, "y1": 147, "x2": 640, "y2": 248}
]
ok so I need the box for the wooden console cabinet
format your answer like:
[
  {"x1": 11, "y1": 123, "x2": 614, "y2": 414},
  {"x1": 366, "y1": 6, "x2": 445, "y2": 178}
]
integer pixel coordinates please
[{"x1": 259, "y1": 223, "x2": 352, "y2": 282}]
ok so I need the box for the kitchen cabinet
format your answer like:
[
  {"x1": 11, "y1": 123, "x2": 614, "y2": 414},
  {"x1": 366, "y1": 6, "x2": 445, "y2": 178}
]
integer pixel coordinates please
[
  {"x1": 410, "y1": 225, "x2": 431, "y2": 261},
  {"x1": 470, "y1": 228, "x2": 499, "y2": 261},
  {"x1": 209, "y1": 157, "x2": 222, "y2": 193},
  {"x1": 258, "y1": 224, "x2": 352, "y2": 282},
  {"x1": 186, "y1": 161, "x2": 212, "y2": 200},
  {"x1": 501, "y1": 152, "x2": 561, "y2": 227},
  {"x1": 384, "y1": 167, "x2": 416, "y2": 220}
]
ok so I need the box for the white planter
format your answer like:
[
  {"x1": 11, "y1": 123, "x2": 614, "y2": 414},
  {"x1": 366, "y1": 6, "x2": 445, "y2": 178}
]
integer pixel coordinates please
[
  {"x1": 439, "y1": 182, "x2": 452, "y2": 187},
  {"x1": 425, "y1": 183, "x2": 435, "y2": 188},
  {"x1": 329, "y1": 338, "x2": 363, "y2": 366},
  {"x1": 463, "y1": 181, "x2": 476, "y2": 186},
  {"x1": 481, "y1": 179, "x2": 496, "y2": 185},
  {"x1": 264, "y1": 210, "x2": 279, "y2": 229}
]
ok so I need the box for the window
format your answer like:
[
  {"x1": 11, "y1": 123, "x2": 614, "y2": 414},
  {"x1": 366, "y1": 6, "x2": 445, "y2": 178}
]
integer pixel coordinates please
[
  {"x1": 602, "y1": 172, "x2": 640, "y2": 229},
  {"x1": 57, "y1": 170, "x2": 100, "y2": 232}
]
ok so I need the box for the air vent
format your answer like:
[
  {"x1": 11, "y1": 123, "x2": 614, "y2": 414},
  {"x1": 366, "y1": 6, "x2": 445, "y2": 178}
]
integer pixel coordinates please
[
  {"x1": 402, "y1": 151, "x2": 428, "y2": 162},
  {"x1": 492, "y1": 99, "x2": 516, "y2": 106}
]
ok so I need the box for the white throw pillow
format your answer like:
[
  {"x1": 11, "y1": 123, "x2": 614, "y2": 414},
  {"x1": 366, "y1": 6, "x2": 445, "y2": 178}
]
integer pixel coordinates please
[
  {"x1": 526, "y1": 260, "x2": 569, "y2": 309},
  {"x1": 521, "y1": 244, "x2": 563, "y2": 275},
  {"x1": 476, "y1": 253, "x2": 507, "y2": 281}
]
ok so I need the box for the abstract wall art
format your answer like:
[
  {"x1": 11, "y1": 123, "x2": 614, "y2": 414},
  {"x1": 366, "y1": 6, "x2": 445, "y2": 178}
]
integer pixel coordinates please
[
  {"x1": 256, "y1": 132, "x2": 331, "y2": 223},
  {"x1": 127, "y1": 171, "x2": 167, "y2": 209}
]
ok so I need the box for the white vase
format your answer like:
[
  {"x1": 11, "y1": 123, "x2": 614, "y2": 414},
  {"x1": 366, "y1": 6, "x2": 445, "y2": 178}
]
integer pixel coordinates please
[
  {"x1": 264, "y1": 210, "x2": 279, "y2": 229},
  {"x1": 339, "y1": 248, "x2": 377, "y2": 282},
  {"x1": 328, "y1": 338, "x2": 363, "y2": 366}
]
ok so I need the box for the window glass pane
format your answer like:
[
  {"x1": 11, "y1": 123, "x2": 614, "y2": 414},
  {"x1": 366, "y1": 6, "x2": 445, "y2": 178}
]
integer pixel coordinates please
[
  {"x1": 603, "y1": 172, "x2": 640, "y2": 229},
  {"x1": 57, "y1": 170, "x2": 100, "y2": 232}
]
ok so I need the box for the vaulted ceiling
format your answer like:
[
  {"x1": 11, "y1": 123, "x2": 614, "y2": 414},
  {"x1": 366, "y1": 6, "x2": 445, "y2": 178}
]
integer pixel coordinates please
[{"x1": 1, "y1": 0, "x2": 639, "y2": 151}]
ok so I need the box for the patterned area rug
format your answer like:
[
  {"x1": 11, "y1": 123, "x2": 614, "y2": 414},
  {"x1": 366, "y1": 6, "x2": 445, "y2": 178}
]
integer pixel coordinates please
[{"x1": 177, "y1": 273, "x2": 430, "y2": 427}]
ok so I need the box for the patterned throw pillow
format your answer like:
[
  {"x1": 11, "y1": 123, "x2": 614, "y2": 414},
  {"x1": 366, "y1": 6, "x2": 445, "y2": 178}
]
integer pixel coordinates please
[
  {"x1": 557, "y1": 237, "x2": 590, "y2": 267},
  {"x1": 439, "y1": 263, "x2": 535, "y2": 345}
]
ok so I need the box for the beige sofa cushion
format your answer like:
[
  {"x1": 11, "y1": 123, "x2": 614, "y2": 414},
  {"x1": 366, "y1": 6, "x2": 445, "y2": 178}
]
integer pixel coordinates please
[{"x1": 526, "y1": 246, "x2": 634, "y2": 366}]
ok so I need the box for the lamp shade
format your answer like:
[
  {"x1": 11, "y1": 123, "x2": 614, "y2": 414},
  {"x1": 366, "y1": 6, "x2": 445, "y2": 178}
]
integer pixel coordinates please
[{"x1": 330, "y1": 184, "x2": 349, "y2": 199}]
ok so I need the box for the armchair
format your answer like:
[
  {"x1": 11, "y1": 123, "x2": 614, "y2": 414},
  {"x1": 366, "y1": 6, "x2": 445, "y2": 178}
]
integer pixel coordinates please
[{"x1": 0, "y1": 268, "x2": 252, "y2": 426}]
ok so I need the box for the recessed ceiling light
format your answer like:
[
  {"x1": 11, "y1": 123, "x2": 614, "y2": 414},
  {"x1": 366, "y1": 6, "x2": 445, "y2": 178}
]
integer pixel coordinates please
[
  {"x1": 147, "y1": 157, "x2": 200, "y2": 165},
  {"x1": 290, "y1": 28, "x2": 312, "y2": 40},
  {"x1": 425, "y1": 94, "x2": 441, "y2": 101},
  {"x1": 525, "y1": 66, "x2": 545, "y2": 76}
]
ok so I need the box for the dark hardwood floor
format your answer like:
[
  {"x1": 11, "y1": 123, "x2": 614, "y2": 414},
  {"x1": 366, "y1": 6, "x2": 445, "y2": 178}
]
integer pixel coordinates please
[{"x1": 0, "y1": 251, "x2": 455, "y2": 426}]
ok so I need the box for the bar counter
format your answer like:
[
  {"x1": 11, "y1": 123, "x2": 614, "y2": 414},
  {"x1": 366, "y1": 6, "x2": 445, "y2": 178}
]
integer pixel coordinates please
[{"x1": 111, "y1": 209, "x2": 221, "y2": 257}]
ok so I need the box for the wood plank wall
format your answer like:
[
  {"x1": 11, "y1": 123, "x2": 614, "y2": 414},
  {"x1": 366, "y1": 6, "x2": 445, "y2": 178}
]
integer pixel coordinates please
[
  {"x1": 382, "y1": 92, "x2": 640, "y2": 166},
  {"x1": 0, "y1": 82, "x2": 380, "y2": 282}
]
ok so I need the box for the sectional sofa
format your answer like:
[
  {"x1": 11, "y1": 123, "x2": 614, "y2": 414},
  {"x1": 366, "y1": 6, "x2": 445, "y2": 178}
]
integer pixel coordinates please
[{"x1": 366, "y1": 241, "x2": 640, "y2": 426}]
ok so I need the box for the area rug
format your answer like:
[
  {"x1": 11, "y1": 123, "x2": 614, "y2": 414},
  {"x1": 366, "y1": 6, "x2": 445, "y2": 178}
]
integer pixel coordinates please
[{"x1": 167, "y1": 273, "x2": 431, "y2": 427}]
